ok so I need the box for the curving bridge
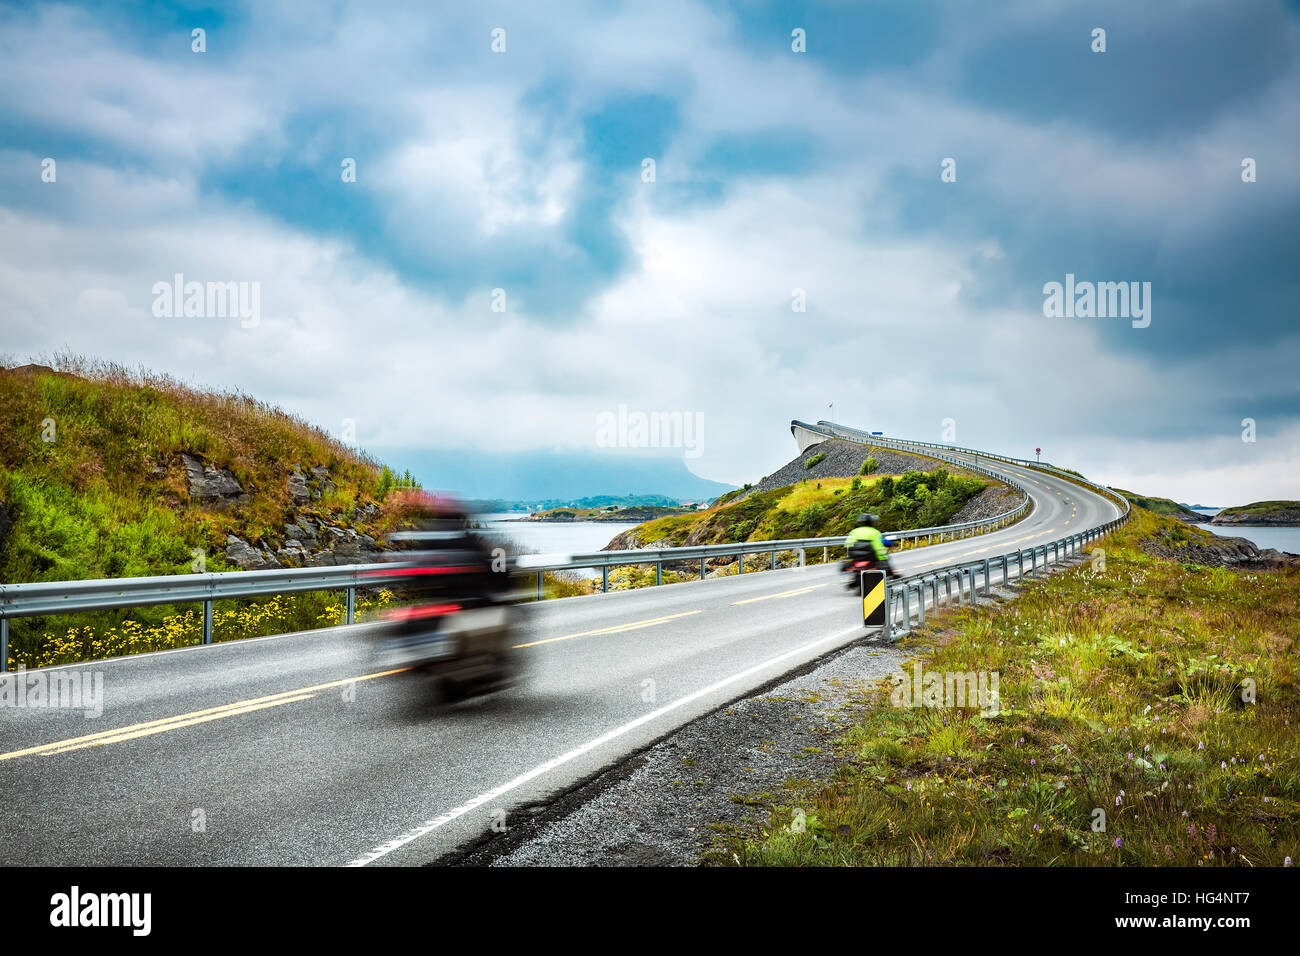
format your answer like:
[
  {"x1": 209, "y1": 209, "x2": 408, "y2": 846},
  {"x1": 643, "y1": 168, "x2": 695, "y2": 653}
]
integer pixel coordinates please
[{"x1": 0, "y1": 422, "x2": 1125, "y2": 866}]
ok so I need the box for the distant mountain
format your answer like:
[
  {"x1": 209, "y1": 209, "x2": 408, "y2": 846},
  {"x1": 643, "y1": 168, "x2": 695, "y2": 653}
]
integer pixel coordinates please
[{"x1": 372, "y1": 446, "x2": 735, "y2": 503}]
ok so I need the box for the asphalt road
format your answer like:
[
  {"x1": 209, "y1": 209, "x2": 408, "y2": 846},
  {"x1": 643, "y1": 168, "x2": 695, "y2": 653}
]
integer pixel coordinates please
[{"x1": 0, "y1": 449, "x2": 1120, "y2": 866}]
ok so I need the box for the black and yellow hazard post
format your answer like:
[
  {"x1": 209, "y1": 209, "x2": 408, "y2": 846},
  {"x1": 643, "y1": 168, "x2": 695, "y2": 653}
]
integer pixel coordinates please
[{"x1": 860, "y1": 569, "x2": 886, "y2": 634}]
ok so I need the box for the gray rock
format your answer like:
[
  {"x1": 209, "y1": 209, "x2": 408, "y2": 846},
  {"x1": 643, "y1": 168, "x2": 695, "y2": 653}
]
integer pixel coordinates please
[
  {"x1": 288, "y1": 465, "x2": 311, "y2": 505},
  {"x1": 182, "y1": 453, "x2": 244, "y2": 502},
  {"x1": 284, "y1": 521, "x2": 317, "y2": 543},
  {"x1": 276, "y1": 542, "x2": 310, "y2": 564},
  {"x1": 224, "y1": 535, "x2": 281, "y2": 571}
]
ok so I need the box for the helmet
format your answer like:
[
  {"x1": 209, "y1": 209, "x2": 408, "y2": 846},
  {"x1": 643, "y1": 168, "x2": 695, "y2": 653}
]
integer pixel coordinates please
[{"x1": 856, "y1": 513, "x2": 879, "y2": 528}]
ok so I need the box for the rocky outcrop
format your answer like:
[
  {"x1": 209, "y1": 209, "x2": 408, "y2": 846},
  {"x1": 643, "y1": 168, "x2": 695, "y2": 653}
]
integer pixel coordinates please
[
  {"x1": 732, "y1": 439, "x2": 965, "y2": 503},
  {"x1": 182, "y1": 453, "x2": 245, "y2": 504},
  {"x1": 288, "y1": 463, "x2": 337, "y2": 505},
  {"x1": 224, "y1": 535, "x2": 281, "y2": 571},
  {"x1": 224, "y1": 521, "x2": 383, "y2": 572},
  {"x1": 951, "y1": 484, "x2": 1026, "y2": 524},
  {"x1": 1140, "y1": 527, "x2": 1299, "y2": 570}
]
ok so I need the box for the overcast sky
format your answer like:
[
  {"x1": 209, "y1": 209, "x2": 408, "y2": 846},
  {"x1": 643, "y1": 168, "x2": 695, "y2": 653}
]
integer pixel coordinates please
[{"x1": 2, "y1": 0, "x2": 1297, "y2": 505}]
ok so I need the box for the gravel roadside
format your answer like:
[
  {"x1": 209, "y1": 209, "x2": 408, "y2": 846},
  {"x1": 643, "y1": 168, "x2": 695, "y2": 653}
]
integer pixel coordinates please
[{"x1": 446, "y1": 638, "x2": 908, "y2": 867}]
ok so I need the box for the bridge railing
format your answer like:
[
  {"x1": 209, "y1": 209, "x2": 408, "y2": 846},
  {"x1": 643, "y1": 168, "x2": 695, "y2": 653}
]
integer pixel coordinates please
[{"x1": 804, "y1": 420, "x2": 1132, "y2": 514}]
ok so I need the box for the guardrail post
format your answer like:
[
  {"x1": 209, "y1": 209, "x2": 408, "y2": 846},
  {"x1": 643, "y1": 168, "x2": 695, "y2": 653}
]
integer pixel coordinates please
[
  {"x1": 203, "y1": 599, "x2": 214, "y2": 645},
  {"x1": 901, "y1": 584, "x2": 910, "y2": 627},
  {"x1": 881, "y1": 587, "x2": 892, "y2": 642},
  {"x1": 798, "y1": 548, "x2": 805, "y2": 569},
  {"x1": 982, "y1": 559, "x2": 991, "y2": 595},
  {"x1": 537, "y1": 571, "x2": 543, "y2": 601},
  {"x1": 346, "y1": 586, "x2": 356, "y2": 625},
  {"x1": 699, "y1": 558, "x2": 705, "y2": 581},
  {"x1": 823, "y1": 546, "x2": 828, "y2": 564},
  {"x1": 1030, "y1": 548, "x2": 1037, "y2": 576},
  {"x1": 914, "y1": 582, "x2": 925, "y2": 626},
  {"x1": 1, "y1": 617, "x2": 8, "y2": 673},
  {"x1": 770, "y1": 549, "x2": 777, "y2": 571},
  {"x1": 603, "y1": 566, "x2": 610, "y2": 592},
  {"x1": 738, "y1": 552, "x2": 744, "y2": 575},
  {"x1": 656, "y1": 562, "x2": 663, "y2": 586},
  {"x1": 966, "y1": 567, "x2": 978, "y2": 605}
]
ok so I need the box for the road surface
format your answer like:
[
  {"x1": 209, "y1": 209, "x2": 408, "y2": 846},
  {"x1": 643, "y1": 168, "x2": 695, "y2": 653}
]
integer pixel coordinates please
[{"x1": 0, "y1": 447, "x2": 1120, "y2": 865}]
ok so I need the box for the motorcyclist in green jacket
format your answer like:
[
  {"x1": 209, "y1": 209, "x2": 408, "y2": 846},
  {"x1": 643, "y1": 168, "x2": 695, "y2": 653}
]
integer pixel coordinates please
[{"x1": 845, "y1": 513, "x2": 893, "y2": 574}]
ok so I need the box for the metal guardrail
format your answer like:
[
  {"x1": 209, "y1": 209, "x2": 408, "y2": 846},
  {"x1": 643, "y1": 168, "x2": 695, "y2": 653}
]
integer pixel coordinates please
[
  {"x1": 0, "y1": 422, "x2": 1113, "y2": 670},
  {"x1": 806, "y1": 420, "x2": 1128, "y2": 505},
  {"x1": 827, "y1": 428, "x2": 1134, "y2": 640},
  {"x1": 877, "y1": 506, "x2": 1130, "y2": 642},
  {"x1": 0, "y1": 564, "x2": 418, "y2": 671}
]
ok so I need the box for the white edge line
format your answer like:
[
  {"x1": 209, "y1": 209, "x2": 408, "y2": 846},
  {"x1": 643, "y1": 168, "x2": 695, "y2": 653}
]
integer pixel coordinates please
[{"x1": 344, "y1": 621, "x2": 867, "y2": 866}]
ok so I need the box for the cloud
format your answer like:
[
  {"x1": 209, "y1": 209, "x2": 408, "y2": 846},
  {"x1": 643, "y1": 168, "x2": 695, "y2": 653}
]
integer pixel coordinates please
[{"x1": 1, "y1": 0, "x2": 1297, "y2": 504}]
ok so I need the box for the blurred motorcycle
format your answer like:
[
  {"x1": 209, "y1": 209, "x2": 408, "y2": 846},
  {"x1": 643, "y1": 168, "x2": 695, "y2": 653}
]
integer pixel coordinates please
[{"x1": 368, "y1": 493, "x2": 518, "y2": 701}]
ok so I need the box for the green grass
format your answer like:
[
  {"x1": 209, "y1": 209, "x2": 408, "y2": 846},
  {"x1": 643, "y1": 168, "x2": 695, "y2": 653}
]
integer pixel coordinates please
[
  {"x1": 0, "y1": 357, "x2": 403, "y2": 665},
  {"x1": 710, "y1": 508, "x2": 1300, "y2": 866},
  {"x1": 621, "y1": 468, "x2": 1000, "y2": 549}
]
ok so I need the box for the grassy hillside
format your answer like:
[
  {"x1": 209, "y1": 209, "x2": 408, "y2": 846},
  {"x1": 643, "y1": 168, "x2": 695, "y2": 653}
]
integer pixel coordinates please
[
  {"x1": 1113, "y1": 488, "x2": 1204, "y2": 522},
  {"x1": 715, "y1": 507, "x2": 1300, "y2": 866},
  {"x1": 0, "y1": 358, "x2": 409, "y2": 666},
  {"x1": 613, "y1": 469, "x2": 994, "y2": 549}
]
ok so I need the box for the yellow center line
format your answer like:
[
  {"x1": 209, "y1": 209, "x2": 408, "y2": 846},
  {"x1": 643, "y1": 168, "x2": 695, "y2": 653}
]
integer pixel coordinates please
[
  {"x1": 44, "y1": 695, "x2": 319, "y2": 756},
  {"x1": 0, "y1": 668, "x2": 408, "y2": 763},
  {"x1": 732, "y1": 584, "x2": 822, "y2": 605},
  {"x1": 513, "y1": 610, "x2": 703, "y2": 648}
]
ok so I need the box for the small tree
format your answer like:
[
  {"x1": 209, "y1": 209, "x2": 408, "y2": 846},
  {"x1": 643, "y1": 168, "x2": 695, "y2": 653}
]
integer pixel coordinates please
[{"x1": 859, "y1": 456, "x2": 878, "y2": 475}]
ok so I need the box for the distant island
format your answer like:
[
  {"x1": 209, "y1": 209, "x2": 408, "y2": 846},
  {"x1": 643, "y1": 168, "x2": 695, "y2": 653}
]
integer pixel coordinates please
[
  {"x1": 1179, "y1": 503, "x2": 1221, "y2": 511},
  {"x1": 518, "y1": 504, "x2": 705, "y2": 523},
  {"x1": 1210, "y1": 501, "x2": 1300, "y2": 526},
  {"x1": 468, "y1": 493, "x2": 704, "y2": 513}
]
